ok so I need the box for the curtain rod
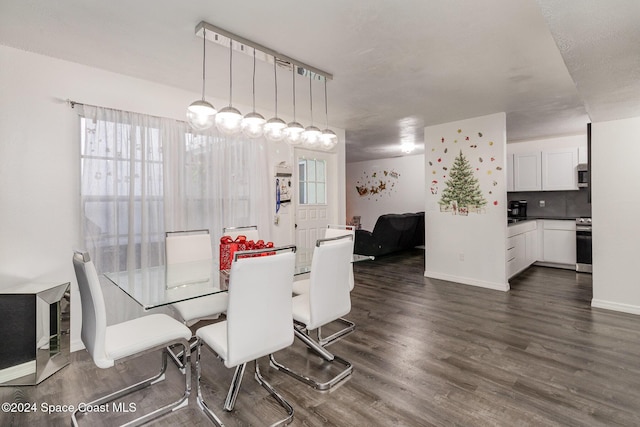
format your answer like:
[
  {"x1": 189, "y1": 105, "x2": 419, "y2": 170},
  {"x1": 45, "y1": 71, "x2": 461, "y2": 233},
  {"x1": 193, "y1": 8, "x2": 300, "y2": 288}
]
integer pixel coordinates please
[
  {"x1": 66, "y1": 98, "x2": 199, "y2": 129},
  {"x1": 66, "y1": 99, "x2": 84, "y2": 109},
  {"x1": 66, "y1": 99, "x2": 177, "y2": 123}
]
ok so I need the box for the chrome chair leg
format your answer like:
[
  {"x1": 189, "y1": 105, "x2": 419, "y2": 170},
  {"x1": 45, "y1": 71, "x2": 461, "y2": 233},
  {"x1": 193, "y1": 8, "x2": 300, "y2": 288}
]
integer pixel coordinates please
[
  {"x1": 293, "y1": 325, "x2": 334, "y2": 361},
  {"x1": 197, "y1": 341, "x2": 295, "y2": 426},
  {"x1": 269, "y1": 325, "x2": 353, "y2": 391},
  {"x1": 196, "y1": 340, "x2": 225, "y2": 427},
  {"x1": 317, "y1": 318, "x2": 356, "y2": 347},
  {"x1": 254, "y1": 360, "x2": 294, "y2": 426},
  {"x1": 72, "y1": 339, "x2": 191, "y2": 427},
  {"x1": 167, "y1": 338, "x2": 199, "y2": 373},
  {"x1": 223, "y1": 363, "x2": 246, "y2": 411}
]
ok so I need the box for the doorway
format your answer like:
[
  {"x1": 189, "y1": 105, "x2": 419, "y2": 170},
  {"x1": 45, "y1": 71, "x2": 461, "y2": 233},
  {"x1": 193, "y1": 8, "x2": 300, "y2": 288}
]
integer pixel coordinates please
[{"x1": 294, "y1": 150, "x2": 335, "y2": 249}]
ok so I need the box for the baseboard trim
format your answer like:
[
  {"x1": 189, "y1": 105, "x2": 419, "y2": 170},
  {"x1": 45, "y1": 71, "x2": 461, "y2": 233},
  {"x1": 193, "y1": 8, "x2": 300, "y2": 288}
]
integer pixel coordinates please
[
  {"x1": 533, "y1": 261, "x2": 574, "y2": 270},
  {"x1": 0, "y1": 361, "x2": 36, "y2": 383},
  {"x1": 424, "y1": 270, "x2": 509, "y2": 292},
  {"x1": 71, "y1": 338, "x2": 85, "y2": 353},
  {"x1": 591, "y1": 299, "x2": 640, "y2": 316}
]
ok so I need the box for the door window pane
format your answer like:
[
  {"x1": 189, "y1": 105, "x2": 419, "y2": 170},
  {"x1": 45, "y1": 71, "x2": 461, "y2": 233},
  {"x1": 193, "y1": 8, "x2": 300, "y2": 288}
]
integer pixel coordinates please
[
  {"x1": 298, "y1": 158, "x2": 326, "y2": 205},
  {"x1": 316, "y1": 183, "x2": 326, "y2": 204}
]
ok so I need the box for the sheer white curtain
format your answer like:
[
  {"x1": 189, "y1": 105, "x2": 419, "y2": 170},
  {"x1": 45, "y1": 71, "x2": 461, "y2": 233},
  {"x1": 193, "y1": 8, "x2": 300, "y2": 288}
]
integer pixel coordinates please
[{"x1": 79, "y1": 105, "x2": 270, "y2": 273}]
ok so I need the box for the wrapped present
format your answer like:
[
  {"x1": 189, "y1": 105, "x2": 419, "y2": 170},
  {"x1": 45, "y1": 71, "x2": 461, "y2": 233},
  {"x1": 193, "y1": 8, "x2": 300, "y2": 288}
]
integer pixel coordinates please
[
  {"x1": 220, "y1": 235, "x2": 247, "y2": 271},
  {"x1": 263, "y1": 241, "x2": 276, "y2": 256},
  {"x1": 234, "y1": 240, "x2": 277, "y2": 260}
]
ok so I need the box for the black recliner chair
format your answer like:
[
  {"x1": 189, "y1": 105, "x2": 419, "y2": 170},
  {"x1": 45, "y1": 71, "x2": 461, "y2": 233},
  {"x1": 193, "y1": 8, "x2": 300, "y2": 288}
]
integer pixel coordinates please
[{"x1": 354, "y1": 212, "x2": 424, "y2": 257}]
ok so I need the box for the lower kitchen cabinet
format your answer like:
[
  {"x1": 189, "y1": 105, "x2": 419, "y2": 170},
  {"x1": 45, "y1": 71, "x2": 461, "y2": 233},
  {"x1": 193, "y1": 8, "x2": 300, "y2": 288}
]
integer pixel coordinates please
[
  {"x1": 507, "y1": 219, "x2": 577, "y2": 278},
  {"x1": 540, "y1": 220, "x2": 576, "y2": 266},
  {"x1": 507, "y1": 220, "x2": 537, "y2": 278}
]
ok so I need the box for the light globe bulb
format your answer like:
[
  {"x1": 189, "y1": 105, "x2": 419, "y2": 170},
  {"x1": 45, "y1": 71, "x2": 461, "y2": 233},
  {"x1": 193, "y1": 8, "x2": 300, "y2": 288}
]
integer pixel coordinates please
[
  {"x1": 241, "y1": 112, "x2": 266, "y2": 138},
  {"x1": 264, "y1": 117, "x2": 287, "y2": 141},
  {"x1": 320, "y1": 129, "x2": 338, "y2": 150},
  {"x1": 187, "y1": 100, "x2": 217, "y2": 131},
  {"x1": 284, "y1": 122, "x2": 304, "y2": 145},
  {"x1": 302, "y1": 125, "x2": 322, "y2": 147},
  {"x1": 215, "y1": 106, "x2": 243, "y2": 135}
]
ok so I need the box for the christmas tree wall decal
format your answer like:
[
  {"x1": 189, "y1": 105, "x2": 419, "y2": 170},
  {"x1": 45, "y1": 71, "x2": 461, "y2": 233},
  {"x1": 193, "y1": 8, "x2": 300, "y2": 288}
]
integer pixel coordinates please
[{"x1": 439, "y1": 150, "x2": 487, "y2": 215}]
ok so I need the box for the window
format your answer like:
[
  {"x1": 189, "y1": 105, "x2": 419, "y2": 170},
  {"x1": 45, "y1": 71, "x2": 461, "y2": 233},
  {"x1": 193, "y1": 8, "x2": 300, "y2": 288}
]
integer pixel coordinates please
[
  {"x1": 298, "y1": 158, "x2": 326, "y2": 205},
  {"x1": 80, "y1": 114, "x2": 166, "y2": 270},
  {"x1": 79, "y1": 105, "x2": 270, "y2": 273}
]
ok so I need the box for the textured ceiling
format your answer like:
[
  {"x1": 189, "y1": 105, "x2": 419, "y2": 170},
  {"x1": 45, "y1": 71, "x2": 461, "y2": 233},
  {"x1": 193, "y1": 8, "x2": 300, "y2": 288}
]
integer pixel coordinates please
[{"x1": 0, "y1": 1, "x2": 637, "y2": 163}]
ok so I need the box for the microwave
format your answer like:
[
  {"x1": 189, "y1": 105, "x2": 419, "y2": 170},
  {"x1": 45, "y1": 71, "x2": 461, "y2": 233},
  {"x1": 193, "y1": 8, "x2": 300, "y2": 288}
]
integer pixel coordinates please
[{"x1": 577, "y1": 163, "x2": 589, "y2": 188}]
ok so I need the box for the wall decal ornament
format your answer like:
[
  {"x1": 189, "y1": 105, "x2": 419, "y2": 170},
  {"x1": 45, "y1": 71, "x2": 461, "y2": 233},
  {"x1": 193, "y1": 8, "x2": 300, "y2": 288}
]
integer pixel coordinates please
[
  {"x1": 430, "y1": 127, "x2": 503, "y2": 214},
  {"x1": 355, "y1": 169, "x2": 400, "y2": 201},
  {"x1": 439, "y1": 150, "x2": 487, "y2": 215}
]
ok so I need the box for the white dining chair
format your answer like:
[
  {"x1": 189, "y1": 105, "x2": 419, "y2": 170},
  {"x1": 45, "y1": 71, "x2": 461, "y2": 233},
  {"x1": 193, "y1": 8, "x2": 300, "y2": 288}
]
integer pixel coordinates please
[
  {"x1": 195, "y1": 245, "x2": 297, "y2": 426},
  {"x1": 71, "y1": 250, "x2": 192, "y2": 426},
  {"x1": 165, "y1": 229, "x2": 229, "y2": 327},
  {"x1": 270, "y1": 235, "x2": 354, "y2": 390},
  {"x1": 222, "y1": 225, "x2": 260, "y2": 242},
  {"x1": 291, "y1": 225, "x2": 356, "y2": 346}
]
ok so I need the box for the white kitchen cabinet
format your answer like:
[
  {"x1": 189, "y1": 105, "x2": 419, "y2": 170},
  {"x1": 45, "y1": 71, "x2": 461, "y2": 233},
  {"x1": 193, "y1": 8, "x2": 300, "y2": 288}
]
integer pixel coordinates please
[
  {"x1": 507, "y1": 220, "x2": 538, "y2": 278},
  {"x1": 541, "y1": 148, "x2": 579, "y2": 190},
  {"x1": 524, "y1": 227, "x2": 538, "y2": 266},
  {"x1": 513, "y1": 152, "x2": 542, "y2": 191},
  {"x1": 506, "y1": 153, "x2": 514, "y2": 192},
  {"x1": 578, "y1": 146, "x2": 588, "y2": 164},
  {"x1": 541, "y1": 220, "x2": 576, "y2": 266},
  {"x1": 508, "y1": 137, "x2": 584, "y2": 192},
  {"x1": 507, "y1": 234, "x2": 523, "y2": 278}
]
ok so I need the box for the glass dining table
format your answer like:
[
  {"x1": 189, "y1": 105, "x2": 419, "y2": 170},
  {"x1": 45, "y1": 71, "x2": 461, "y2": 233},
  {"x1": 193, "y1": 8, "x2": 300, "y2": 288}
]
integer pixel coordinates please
[{"x1": 104, "y1": 249, "x2": 373, "y2": 310}]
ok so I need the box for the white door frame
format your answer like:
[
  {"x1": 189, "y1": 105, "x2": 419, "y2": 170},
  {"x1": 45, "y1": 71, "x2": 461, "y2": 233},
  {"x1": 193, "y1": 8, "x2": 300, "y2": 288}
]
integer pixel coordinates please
[{"x1": 294, "y1": 149, "x2": 337, "y2": 249}]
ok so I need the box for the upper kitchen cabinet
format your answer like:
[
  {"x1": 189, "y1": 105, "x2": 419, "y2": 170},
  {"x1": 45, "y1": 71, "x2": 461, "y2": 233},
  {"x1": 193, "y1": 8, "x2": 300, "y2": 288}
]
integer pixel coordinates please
[
  {"x1": 513, "y1": 152, "x2": 542, "y2": 191},
  {"x1": 507, "y1": 135, "x2": 586, "y2": 192},
  {"x1": 541, "y1": 148, "x2": 578, "y2": 191},
  {"x1": 506, "y1": 153, "x2": 514, "y2": 192}
]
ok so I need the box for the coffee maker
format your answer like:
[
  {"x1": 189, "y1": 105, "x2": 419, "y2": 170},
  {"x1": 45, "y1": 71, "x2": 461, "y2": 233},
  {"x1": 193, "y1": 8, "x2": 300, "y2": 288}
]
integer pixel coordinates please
[{"x1": 508, "y1": 200, "x2": 528, "y2": 218}]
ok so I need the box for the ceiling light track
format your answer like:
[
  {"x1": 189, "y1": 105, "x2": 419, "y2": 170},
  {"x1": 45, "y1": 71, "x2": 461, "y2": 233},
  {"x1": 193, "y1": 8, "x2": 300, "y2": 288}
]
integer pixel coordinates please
[{"x1": 195, "y1": 21, "x2": 333, "y2": 81}]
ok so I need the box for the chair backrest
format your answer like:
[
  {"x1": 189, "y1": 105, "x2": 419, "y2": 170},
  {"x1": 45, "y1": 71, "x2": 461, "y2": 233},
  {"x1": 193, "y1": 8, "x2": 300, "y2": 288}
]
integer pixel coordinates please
[
  {"x1": 325, "y1": 224, "x2": 355, "y2": 237},
  {"x1": 166, "y1": 229, "x2": 212, "y2": 264},
  {"x1": 223, "y1": 225, "x2": 260, "y2": 242},
  {"x1": 324, "y1": 225, "x2": 355, "y2": 291},
  {"x1": 225, "y1": 246, "x2": 296, "y2": 368},
  {"x1": 72, "y1": 250, "x2": 112, "y2": 368},
  {"x1": 307, "y1": 235, "x2": 353, "y2": 330}
]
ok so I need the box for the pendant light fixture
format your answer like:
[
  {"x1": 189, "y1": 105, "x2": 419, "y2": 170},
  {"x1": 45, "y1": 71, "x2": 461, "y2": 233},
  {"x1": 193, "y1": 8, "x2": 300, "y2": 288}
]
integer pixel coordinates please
[
  {"x1": 320, "y1": 77, "x2": 338, "y2": 150},
  {"x1": 191, "y1": 22, "x2": 336, "y2": 143},
  {"x1": 284, "y1": 66, "x2": 304, "y2": 145},
  {"x1": 216, "y1": 38, "x2": 243, "y2": 135},
  {"x1": 264, "y1": 59, "x2": 287, "y2": 142},
  {"x1": 187, "y1": 27, "x2": 216, "y2": 131},
  {"x1": 302, "y1": 73, "x2": 322, "y2": 147},
  {"x1": 241, "y1": 48, "x2": 266, "y2": 138}
]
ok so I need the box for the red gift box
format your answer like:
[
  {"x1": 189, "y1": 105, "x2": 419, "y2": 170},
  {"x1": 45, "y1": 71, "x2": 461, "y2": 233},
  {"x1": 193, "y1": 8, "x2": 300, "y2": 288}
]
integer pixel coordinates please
[
  {"x1": 219, "y1": 235, "x2": 247, "y2": 270},
  {"x1": 221, "y1": 236, "x2": 277, "y2": 268}
]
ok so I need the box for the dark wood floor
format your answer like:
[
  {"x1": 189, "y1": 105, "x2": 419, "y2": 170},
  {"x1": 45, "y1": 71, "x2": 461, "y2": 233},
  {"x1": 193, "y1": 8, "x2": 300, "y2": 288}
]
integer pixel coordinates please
[{"x1": 3, "y1": 249, "x2": 640, "y2": 426}]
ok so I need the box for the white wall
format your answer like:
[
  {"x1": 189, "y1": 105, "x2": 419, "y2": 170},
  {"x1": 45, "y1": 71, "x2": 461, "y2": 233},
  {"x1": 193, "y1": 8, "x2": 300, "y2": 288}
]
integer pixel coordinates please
[
  {"x1": 508, "y1": 134, "x2": 587, "y2": 153},
  {"x1": 346, "y1": 154, "x2": 425, "y2": 231},
  {"x1": 424, "y1": 113, "x2": 509, "y2": 291},
  {"x1": 0, "y1": 45, "x2": 345, "y2": 350},
  {"x1": 591, "y1": 116, "x2": 640, "y2": 315}
]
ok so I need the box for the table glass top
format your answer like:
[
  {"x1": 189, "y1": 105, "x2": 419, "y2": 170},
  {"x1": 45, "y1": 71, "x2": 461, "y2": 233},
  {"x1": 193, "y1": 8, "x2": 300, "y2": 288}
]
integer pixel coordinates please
[{"x1": 104, "y1": 250, "x2": 373, "y2": 310}]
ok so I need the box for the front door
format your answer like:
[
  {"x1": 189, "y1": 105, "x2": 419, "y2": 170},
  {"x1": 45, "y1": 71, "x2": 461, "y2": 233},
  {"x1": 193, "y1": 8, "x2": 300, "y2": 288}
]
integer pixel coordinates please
[{"x1": 295, "y1": 150, "x2": 333, "y2": 249}]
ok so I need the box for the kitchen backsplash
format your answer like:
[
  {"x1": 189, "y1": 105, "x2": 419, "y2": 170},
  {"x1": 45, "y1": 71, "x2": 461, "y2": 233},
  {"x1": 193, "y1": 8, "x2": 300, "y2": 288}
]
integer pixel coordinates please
[{"x1": 508, "y1": 188, "x2": 591, "y2": 218}]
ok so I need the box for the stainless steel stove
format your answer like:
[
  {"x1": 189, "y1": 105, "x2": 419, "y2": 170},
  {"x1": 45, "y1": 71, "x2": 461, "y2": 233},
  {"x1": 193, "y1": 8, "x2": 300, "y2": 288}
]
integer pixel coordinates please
[{"x1": 576, "y1": 217, "x2": 592, "y2": 273}]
